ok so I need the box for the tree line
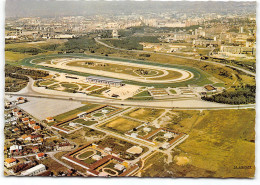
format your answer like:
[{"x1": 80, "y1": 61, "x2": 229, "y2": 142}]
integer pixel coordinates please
[{"x1": 202, "y1": 85, "x2": 255, "y2": 104}]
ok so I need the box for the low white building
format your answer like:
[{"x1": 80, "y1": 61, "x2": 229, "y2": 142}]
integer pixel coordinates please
[
  {"x1": 77, "y1": 112, "x2": 87, "y2": 118},
  {"x1": 4, "y1": 158, "x2": 17, "y2": 168},
  {"x1": 92, "y1": 155, "x2": 102, "y2": 161},
  {"x1": 162, "y1": 142, "x2": 171, "y2": 149},
  {"x1": 164, "y1": 133, "x2": 173, "y2": 139},
  {"x1": 10, "y1": 145, "x2": 22, "y2": 152},
  {"x1": 20, "y1": 164, "x2": 46, "y2": 176},
  {"x1": 69, "y1": 122, "x2": 77, "y2": 127},
  {"x1": 114, "y1": 163, "x2": 125, "y2": 171},
  {"x1": 104, "y1": 147, "x2": 112, "y2": 154},
  {"x1": 130, "y1": 133, "x2": 138, "y2": 138},
  {"x1": 143, "y1": 127, "x2": 151, "y2": 132},
  {"x1": 101, "y1": 109, "x2": 109, "y2": 114}
]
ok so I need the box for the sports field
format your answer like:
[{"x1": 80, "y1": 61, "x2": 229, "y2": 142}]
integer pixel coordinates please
[{"x1": 105, "y1": 117, "x2": 142, "y2": 133}]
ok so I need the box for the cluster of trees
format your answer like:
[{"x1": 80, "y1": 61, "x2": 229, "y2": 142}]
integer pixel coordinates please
[
  {"x1": 139, "y1": 53, "x2": 151, "y2": 57},
  {"x1": 85, "y1": 61, "x2": 95, "y2": 65},
  {"x1": 5, "y1": 76, "x2": 28, "y2": 92},
  {"x1": 202, "y1": 85, "x2": 255, "y2": 104},
  {"x1": 136, "y1": 69, "x2": 150, "y2": 75},
  {"x1": 13, "y1": 161, "x2": 37, "y2": 173},
  {"x1": 6, "y1": 64, "x2": 49, "y2": 79},
  {"x1": 105, "y1": 36, "x2": 159, "y2": 50},
  {"x1": 5, "y1": 64, "x2": 49, "y2": 92},
  {"x1": 62, "y1": 36, "x2": 97, "y2": 53},
  {"x1": 40, "y1": 44, "x2": 60, "y2": 51}
]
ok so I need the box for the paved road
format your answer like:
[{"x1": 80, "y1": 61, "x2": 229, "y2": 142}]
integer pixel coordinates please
[
  {"x1": 6, "y1": 91, "x2": 255, "y2": 110},
  {"x1": 95, "y1": 38, "x2": 256, "y2": 77},
  {"x1": 48, "y1": 152, "x2": 86, "y2": 176}
]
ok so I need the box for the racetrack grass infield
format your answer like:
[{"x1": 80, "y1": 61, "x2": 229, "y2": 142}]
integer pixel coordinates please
[
  {"x1": 20, "y1": 53, "x2": 213, "y2": 88},
  {"x1": 66, "y1": 60, "x2": 167, "y2": 78}
]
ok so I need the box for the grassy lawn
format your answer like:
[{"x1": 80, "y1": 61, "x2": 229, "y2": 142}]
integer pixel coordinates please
[
  {"x1": 74, "y1": 119, "x2": 98, "y2": 126},
  {"x1": 83, "y1": 157, "x2": 96, "y2": 165},
  {"x1": 163, "y1": 110, "x2": 200, "y2": 133},
  {"x1": 53, "y1": 104, "x2": 99, "y2": 121},
  {"x1": 41, "y1": 156, "x2": 69, "y2": 176},
  {"x1": 169, "y1": 89, "x2": 177, "y2": 94},
  {"x1": 105, "y1": 117, "x2": 142, "y2": 133},
  {"x1": 126, "y1": 108, "x2": 165, "y2": 122},
  {"x1": 5, "y1": 51, "x2": 31, "y2": 62},
  {"x1": 176, "y1": 109, "x2": 255, "y2": 178},
  {"x1": 142, "y1": 109, "x2": 255, "y2": 178},
  {"x1": 60, "y1": 82, "x2": 79, "y2": 89},
  {"x1": 133, "y1": 90, "x2": 151, "y2": 97},
  {"x1": 39, "y1": 80, "x2": 55, "y2": 86},
  {"x1": 86, "y1": 85, "x2": 102, "y2": 91},
  {"x1": 78, "y1": 150, "x2": 94, "y2": 159},
  {"x1": 93, "y1": 112, "x2": 104, "y2": 117},
  {"x1": 62, "y1": 127, "x2": 105, "y2": 145},
  {"x1": 48, "y1": 83, "x2": 60, "y2": 90}
]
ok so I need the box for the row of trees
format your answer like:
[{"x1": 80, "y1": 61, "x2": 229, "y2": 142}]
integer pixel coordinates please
[{"x1": 5, "y1": 47, "x2": 44, "y2": 55}]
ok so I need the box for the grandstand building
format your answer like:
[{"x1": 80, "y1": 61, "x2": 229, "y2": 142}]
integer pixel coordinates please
[{"x1": 86, "y1": 76, "x2": 124, "y2": 87}]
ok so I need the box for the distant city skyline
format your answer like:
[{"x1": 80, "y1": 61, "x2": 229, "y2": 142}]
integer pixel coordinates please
[{"x1": 6, "y1": 0, "x2": 256, "y2": 18}]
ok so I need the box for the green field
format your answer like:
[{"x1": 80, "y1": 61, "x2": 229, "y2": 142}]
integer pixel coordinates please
[
  {"x1": 74, "y1": 119, "x2": 97, "y2": 126},
  {"x1": 39, "y1": 80, "x2": 56, "y2": 86},
  {"x1": 133, "y1": 90, "x2": 151, "y2": 97},
  {"x1": 77, "y1": 150, "x2": 94, "y2": 159}
]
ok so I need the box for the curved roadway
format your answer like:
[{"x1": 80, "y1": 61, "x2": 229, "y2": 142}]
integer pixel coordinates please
[{"x1": 95, "y1": 38, "x2": 256, "y2": 77}]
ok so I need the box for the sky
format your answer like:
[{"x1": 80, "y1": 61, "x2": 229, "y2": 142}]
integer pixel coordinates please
[{"x1": 5, "y1": 0, "x2": 256, "y2": 18}]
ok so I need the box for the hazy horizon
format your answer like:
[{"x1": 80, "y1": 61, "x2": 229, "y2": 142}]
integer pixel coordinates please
[{"x1": 6, "y1": 0, "x2": 256, "y2": 18}]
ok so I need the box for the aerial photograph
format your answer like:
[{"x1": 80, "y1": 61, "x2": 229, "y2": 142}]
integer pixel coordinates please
[{"x1": 3, "y1": 0, "x2": 256, "y2": 178}]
